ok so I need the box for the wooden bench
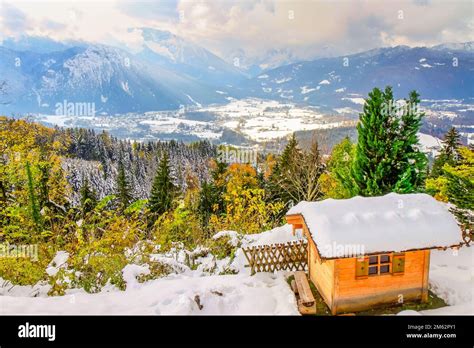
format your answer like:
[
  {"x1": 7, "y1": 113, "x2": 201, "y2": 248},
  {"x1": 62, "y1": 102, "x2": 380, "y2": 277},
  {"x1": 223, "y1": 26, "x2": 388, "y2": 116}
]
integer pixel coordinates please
[{"x1": 292, "y1": 271, "x2": 316, "y2": 315}]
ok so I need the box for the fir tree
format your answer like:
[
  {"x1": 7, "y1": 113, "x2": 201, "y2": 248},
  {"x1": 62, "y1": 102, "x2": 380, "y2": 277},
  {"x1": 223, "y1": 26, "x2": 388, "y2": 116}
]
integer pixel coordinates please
[
  {"x1": 431, "y1": 127, "x2": 461, "y2": 178},
  {"x1": 393, "y1": 91, "x2": 428, "y2": 193},
  {"x1": 268, "y1": 134, "x2": 324, "y2": 204},
  {"x1": 79, "y1": 177, "x2": 97, "y2": 215},
  {"x1": 148, "y1": 152, "x2": 176, "y2": 219},
  {"x1": 352, "y1": 87, "x2": 427, "y2": 196},
  {"x1": 352, "y1": 87, "x2": 393, "y2": 195},
  {"x1": 198, "y1": 180, "x2": 219, "y2": 231},
  {"x1": 116, "y1": 160, "x2": 132, "y2": 211},
  {"x1": 444, "y1": 127, "x2": 462, "y2": 159}
]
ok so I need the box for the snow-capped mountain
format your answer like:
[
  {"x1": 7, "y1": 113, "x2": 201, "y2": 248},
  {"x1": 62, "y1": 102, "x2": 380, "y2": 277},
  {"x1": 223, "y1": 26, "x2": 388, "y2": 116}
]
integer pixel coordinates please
[
  {"x1": 238, "y1": 43, "x2": 474, "y2": 111},
  {"x1": 134, "y1": 28, "x2": 246, "y2": 86},
  {"x1": 0, "y1": 37, "x2": 473, "y2": 117},
  {"x1": 0, "y1": 31, "x2": 250, "y2": 114},
  {"x1": 0, "y1": 40, "x2": 233, "y2": 114}
]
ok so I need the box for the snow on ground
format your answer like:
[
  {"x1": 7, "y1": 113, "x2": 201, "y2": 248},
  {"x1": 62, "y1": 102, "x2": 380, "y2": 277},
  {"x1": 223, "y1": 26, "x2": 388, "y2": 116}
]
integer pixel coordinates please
[
  {"x1": 0, "y1": 273, "x2": 298, "y2": 315},
  {"x1": 399, "y1": 246, "x2": 474, "y2": 315},
  {"x1": 0, "y1": 225, "x2": 301, "y2": 315},
  {"x1": 421, "y1": 246, "x2": 474, "y2": 314}
]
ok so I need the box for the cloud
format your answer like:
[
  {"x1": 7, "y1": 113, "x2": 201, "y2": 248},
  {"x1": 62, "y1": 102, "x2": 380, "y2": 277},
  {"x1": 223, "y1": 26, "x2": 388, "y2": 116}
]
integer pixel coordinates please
[
  {"x1": 175, "y1": 0, "x2": 474, "y2": 60},
  {"x1": 116, "y1": 0, "x2": 180, "y2": 21},
  {"x1": 0, "y1": 2, "x2": 31, "y2": 34},
  {"x1": 0, "y1": 0, "x2": 472, "y2": 64}
]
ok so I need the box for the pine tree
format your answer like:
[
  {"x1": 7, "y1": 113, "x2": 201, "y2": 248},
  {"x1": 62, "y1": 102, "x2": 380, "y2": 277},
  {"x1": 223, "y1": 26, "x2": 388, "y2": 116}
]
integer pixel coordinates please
[
  {"x1": 268, "y1": 134, "x2": 324, "y2": 204},
  {"x1": 25, "y1": 161, "x2": 42, "y2": 231},
  {"x1": 431, "y1": 127, "x2": 462, "y2": 178},
  {"x1": 393, "y1": 91, "x2": 428, "y2": 193},
  {"x1": 148, "y1": 152, "x2": 176, "y2": 219},
  {"x1": 267, "y1": 133, "x2": 302, "y2": 204},
  {"x1": 198, "y1": 180, "x2": 219, "y2": 231},
  {"x1": 352, "y1": 87, "x2": 393, "y2": 195},
  {"x1": 79, "y1": 177, "x2": 97, "y2": 215},
  {"x1": 352, "y1": 87, "x2": 427, "y2": 196},
  {"x1": 116, "y1": 160, "x2": 132, "y2": 211},
  {"x1": 279, "y1": 133, "x2": 300, "y2": 170},
  {"x1": 444, "y1": 127, "x2": 462, "y2": 159}
]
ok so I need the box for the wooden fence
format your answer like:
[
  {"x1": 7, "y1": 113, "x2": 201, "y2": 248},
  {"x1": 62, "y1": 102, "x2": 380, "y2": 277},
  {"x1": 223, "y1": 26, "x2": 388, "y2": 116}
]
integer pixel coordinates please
[{"x1": 242, "y1": 240, "x2": 308, "y2": 275}]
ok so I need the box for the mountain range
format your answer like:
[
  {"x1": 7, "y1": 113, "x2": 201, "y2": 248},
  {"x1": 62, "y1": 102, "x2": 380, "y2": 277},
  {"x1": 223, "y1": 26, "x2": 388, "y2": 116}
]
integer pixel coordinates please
[{"x1": 0, "y1": 30, "x2": 472, "y2": 116}]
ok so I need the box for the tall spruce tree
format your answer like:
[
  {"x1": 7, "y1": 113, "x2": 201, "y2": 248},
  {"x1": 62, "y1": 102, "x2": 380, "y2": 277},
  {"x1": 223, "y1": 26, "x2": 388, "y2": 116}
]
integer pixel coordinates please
[
  {"x1": 148, "y1": 152, "x2": 176, "y2": 219},
  {"x1": 79, "y1": 177, "x2": 97, "y2": 215},
  {"x1": 268, "y1": 134, "x2": 324, "y2": 205},
  {"x1": 444, "y1": 127, "x2": 462, "y2": 159},
  {"x1": 393, "y1": 91, "x2": 428, "y2": 192},
  {"x1": 116, "y1": 160, "x2": 132, "y2": 211},
  {"x1": 352, "y1": 87, "x2": 427, "y2": 196},
  {"x1": 431, "y1": 127, "x2": 462, "y2": 178},
  {"x1": 267, "y1": 133, "x2": 302, "y2": 204},
  {"x1": 198, "y1": 180, "x2": 219, "y2": 232},
  {"x1": 352, "y1": 87, "x2": 394, "y2": 195}
]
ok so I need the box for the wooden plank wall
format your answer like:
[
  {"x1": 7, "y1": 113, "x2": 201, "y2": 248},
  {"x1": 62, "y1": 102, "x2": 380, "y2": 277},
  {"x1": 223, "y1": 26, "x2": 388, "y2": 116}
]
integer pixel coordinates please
[{"x1": 333, "y1": 250, "x2": 427, "y2": 313}]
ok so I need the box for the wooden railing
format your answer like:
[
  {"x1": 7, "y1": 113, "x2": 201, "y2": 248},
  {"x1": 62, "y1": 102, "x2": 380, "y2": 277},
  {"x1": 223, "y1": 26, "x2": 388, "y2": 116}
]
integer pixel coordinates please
[{"x1": 242, "y1": 240, "x2": 308, "y2": 275}]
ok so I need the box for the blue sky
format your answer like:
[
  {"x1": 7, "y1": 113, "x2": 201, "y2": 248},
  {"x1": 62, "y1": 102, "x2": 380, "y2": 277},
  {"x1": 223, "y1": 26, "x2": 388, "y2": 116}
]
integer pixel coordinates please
[{"x1": 0, "y1": 0, "x2": 472, "y2": 61}]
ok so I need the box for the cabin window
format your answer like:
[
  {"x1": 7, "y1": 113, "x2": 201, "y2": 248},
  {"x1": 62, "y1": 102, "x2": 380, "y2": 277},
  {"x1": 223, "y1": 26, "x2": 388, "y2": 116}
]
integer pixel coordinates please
[
  {"x1": 355, "y1": 253, "x2": 405, "y2": 279},
  {"x1": 368, "y1": 254, "x2": 391, "y2": 275}
]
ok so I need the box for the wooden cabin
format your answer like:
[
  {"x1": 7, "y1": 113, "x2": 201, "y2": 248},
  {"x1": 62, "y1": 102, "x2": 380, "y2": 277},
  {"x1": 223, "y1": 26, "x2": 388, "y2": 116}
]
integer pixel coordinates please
[{"x1": 285, "y1": 193, "x2": 462, "y2": 315}]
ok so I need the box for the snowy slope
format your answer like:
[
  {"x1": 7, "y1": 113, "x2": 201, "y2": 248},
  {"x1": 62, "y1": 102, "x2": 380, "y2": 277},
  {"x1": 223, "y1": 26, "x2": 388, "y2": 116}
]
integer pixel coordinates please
[
  {"x1": 0, "y1": 225, "x2": 301, "y2": 315},
  {"x1": 0, "y1": 273, "x2": 298, "y2": 315}
]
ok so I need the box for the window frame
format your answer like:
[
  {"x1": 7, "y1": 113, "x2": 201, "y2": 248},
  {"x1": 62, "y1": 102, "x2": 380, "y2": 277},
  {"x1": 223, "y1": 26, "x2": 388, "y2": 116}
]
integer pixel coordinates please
[{"x1": 355, "y1": 253, "x2": 405, "y2": 279}]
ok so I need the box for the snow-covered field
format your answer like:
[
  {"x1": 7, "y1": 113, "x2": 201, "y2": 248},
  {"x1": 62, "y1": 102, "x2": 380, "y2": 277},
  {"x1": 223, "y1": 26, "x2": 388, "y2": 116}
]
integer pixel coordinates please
[
  {"x1": 0, "y1": 225, "x2": 472, "y2": 315},
  {"x1": 418, "y1": 246, "x2": 474, "y2": 315},
  {"x1": 201, "y1": 98, "x2": 347, "y2": 142}
]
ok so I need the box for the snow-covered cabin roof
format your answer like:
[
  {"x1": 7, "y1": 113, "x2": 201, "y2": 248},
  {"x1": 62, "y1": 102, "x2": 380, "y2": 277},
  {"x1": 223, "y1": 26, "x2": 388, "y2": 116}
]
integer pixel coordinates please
[{"x1": 286, "y1": 193, "x2": 462, "y2": 259}]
